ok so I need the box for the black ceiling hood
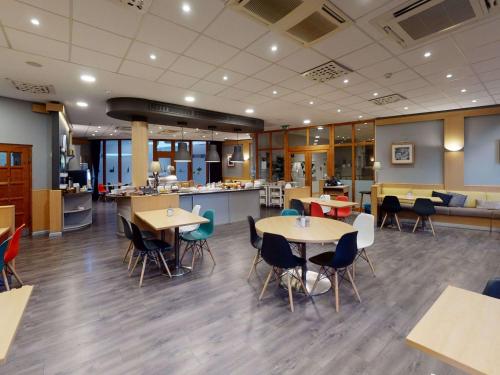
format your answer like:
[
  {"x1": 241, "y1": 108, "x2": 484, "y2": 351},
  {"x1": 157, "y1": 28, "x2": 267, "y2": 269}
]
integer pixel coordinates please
[{"x1": 106, "y1": 97, "x2": 264, "y2": 133}]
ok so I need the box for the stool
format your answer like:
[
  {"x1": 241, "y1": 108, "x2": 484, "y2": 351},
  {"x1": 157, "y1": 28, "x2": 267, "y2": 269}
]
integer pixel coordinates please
[{"x1": 359, "y1": 191, "x2": 371, "y2": 212}]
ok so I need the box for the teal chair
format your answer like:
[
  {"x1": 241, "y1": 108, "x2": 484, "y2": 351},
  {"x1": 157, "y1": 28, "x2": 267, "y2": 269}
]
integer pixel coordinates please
[
  {"x1": 281, "y1": 208, "x2": 299, "y2": 216},
  {"x1": 180, "y1": 210, "x2": 216, "y2": 270},
  {"x1": 0, "y1": 239, "x2": 10, "y2": 291}
]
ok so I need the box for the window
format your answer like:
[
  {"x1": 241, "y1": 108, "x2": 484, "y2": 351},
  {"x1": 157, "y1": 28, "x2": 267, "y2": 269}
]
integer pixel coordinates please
[
  {"x1": 271, "y1": 150, "x2": 284, "y2": 181},
  {"x1": 0, "y1": 152, "x2": 7, "y2": 167},
  {"x1": 258, "y1": 133, "x2": 270, "y2": 149},
  {"x1": 105, "y1": 140, "x2": 119, "y2": 185},
  {"x1": 271, "y1": 131, "x2": 284, "y2": 148},
  {"x1": 288, "y1": 129, "x2": 307, "y2": 147},
  {"x1": 309, "y1": 126, "x2": 329, "y2": 145},
  {"x1": 98, "y1": 141, "x2": 104, "y2": 184},
  {"x1": 334, "y1": 125, "x2": 352, "y2": 144},
  {"x1": 175, "y1": 142, "x2": 189, "y2": 181},
  {"x1": 258, "y1": 151, "x2": 270, "y2": 180},
  {"x1": 121, "y1": 140, "x2": 132, "y2": 184},
  {"x1": 192, "y1": 141, "x2": 206, "y2": 185}
]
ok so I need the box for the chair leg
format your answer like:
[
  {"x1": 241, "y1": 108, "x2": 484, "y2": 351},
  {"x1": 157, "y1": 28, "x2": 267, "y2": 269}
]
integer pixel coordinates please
[
  {"x1": 311, "y1": 267, "x2": 322, "y2": 294},
  {"x1": 380, "y1": 213, "x2": 388, "y2": 229},
  {"x1": 123, "y1": 241, "x2": 133, "y2": 263},
  {"x1": 180, "y1": 242, "x2": 189, "y2": 263},
  {"x1": 204, "y1": 240, "x2": 216, "y2": 265},
  {"x1": 295, "y1": 268, "x2": 309, "y2": 297},
  {"x1": 332, "y1": 271, "x2": 339, "y2": 312},
  {"x1": 6, "y1": 263, "x2": 23, "y2": 286},
  {"x1": 287, "y1": 272, "x2": 294, "y2": 312},
  {"x1": 247, "y1": 253, "x2": 259, "y2": 281},
  {"x1": 362, "y1": 249, "x2": 376, "y2": 277},
  {"x1": 129, "y1": 254, "x2": 141, "y2": 276},
  {"x1": 347, "y1": 268, "x2": 361, "y2": 303},
  {"x1": 158, "y1": 251, "x2": 172, "y2": 278},
  {"x1": 139, "y1": 255, "x2": 148, "y2": 287},
  {"x1": 428, "y1": 217, "x2": 436, "y2": 237},
  {"x1": 127, "y1": 250, "x2": 135, "y2": 270},
  {"x1": 394, "y1": 213, "x2": 401, "y2": 231},
  {"x1": 2, "y1": 269, "x2": 10, "y2": 291},
  {"x1": 259, "y1": 268, "x2": 274, "y2": 301},
  {"x1": 191, "y1": 243, "x2": 197, "y2": 270},
  {"x1": 412, "y1": 217, "x2": 420, "y2": 233}
]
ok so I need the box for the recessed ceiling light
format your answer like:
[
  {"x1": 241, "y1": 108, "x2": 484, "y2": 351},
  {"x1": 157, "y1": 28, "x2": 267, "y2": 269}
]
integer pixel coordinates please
[
  {"x1": 309, "y1": 101, "x2": 314, "y2": 105},
  {"x1": 80, "y1": 74, "x2": 96, "y2": 83},
  {"x1": 149, "y1": 130, "x2": 153, "y2": 134},
  {"x1": 182, "y1": 3, "x2": 191, "y2": 13},
  {"x1": 215, "y1": 132, "x2": 218, "y2": 135},
  {"x1": 472, "y1": 99, "x2": 478, "y2": 103},
  {"x1": 98, "y1": 126, "x2": 101, "y2": 129},
  {"x1": 222, "y1": 75, "x2": 228, "y2": 81},
  {"x1": 202, "y1": 135, "x2": 206, "y2": 138},
  {"x1": 159, "y1": 126, "x2": 163, "y2": 130},
  {"x1": 317, "y1": 126, "x2": 323, "y2": 130},
  {"x1": 461, "y1": 88, "x2": 467, "y2": 93},
  {"x1": 303, "y1": 119, "x2": 311, "y2": 124},
  {"x1": 272, "y1": 90, "x2": 278, "y2": 95},
  {"x1": 446, "y1": 73, "x2": 453, "y2": 78},
  {"x1": 30, "y1": 18, "x2": 40, "y2": 26},
  {"x1": 358, "y1": 115, "x2": 363, "y2": 119},
  {"x1": 149, "y1": 53, "x2": 157, "y2": 60},
  {"x1": 76, "y1": 101, "x2": 88, "y2": 107},
  {"x1": 184, "y1": 96, "x2": 195, "y2": 102},
  {"x1": 245, "y1": 108, "x2": 254, "y2": 114},
  {"x1": 343, "y1": 79, "x2": 349, "y2": 84},
  {"x1": 404, "y1": 106, "x2": 409, "y2": 110},
  {"x1": 109, "y1": 133, "x2": 113, "y2": 136},
  {"x1": 92, "y1": 134, "x2": 95, "y2": 136},
  {"x1": 337, "y1": 109, "x2": 341, "y2": 113},
  {"x1": 270, "y1": 44, "x2": 278, "y2": 52},
  {"x1": 373, "y1": 92, "x2": 378, "y2": 96},
  {"x1": 424, "y1": 51, "x2": 432, "y2": 58}
]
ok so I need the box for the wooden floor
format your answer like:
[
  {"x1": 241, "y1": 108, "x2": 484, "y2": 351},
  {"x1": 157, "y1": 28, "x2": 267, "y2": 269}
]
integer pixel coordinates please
[{"x1": 2, "y1": 202, "x2": 499, "y2": 374}]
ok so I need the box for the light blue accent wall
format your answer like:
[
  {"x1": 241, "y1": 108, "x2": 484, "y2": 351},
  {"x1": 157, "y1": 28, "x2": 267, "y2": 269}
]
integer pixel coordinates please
[
  {"x1": 464, "y1": 115, "x2": 500, "y2": 185},
  {"x1": 375, "y1": 120, "x2": 444, "y2": 184}
]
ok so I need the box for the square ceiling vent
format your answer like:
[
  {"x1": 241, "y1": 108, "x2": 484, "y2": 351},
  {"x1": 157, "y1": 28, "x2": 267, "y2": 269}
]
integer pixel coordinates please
[
  {"x1": 7, "y1": 79, "x2": 55, "y2": 94},
  {"x1": 301, "y1": 60, "x2": 352, "y2": 83},
  {"x1": 369, "y1": 93, "x2": 407, "y2": 105}
]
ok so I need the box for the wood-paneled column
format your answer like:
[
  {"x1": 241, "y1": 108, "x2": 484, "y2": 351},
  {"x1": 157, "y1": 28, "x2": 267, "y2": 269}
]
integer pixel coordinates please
[{"x1": 131, "y1": 120, "x2": 148, "y2": 187}]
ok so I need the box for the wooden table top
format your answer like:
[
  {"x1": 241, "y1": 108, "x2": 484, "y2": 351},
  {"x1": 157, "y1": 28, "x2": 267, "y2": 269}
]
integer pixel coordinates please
[
  {"x1": 406, "y1": 285, "x2": 500, "y2": 375},
  {"x1": 255, "y1": 216, "x2": 355, "y2": 244},
  {"x1": 378, "y1": 194, "x2": 443, "y2": 203},
  {"x1": 135, "y1": 208, "x2": 208, "y2": 231},
  {"x1": 0, "y1": 227, "x2": 9, "y2": 238},
  {"x1": 299, "y1": 197, "x2": 359, "y2": 209}
]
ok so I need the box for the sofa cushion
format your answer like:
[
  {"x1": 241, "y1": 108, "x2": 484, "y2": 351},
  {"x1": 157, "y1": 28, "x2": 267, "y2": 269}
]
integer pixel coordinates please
[
  {"x1": 486, "y1": 192, "x2": 500, "y2": 202},
  {"x1": 477, "y1": 199, "x2": 500, "y2": 209},
  {"x1": 382, "y1": 187, "x2": 409, "y2": 196},
  {"x1": 411, "y1": 189, "x2": 433, "y2": 197},
  {"x1": 434, "y1": 206, "x2": 450, "y2": 215},
  {"x1": 448, "y1": 207, "x2": 493, "y2": 218},
  {"x1": 448, "y1": 190, "x2": 487, "y2": 208},
  {"x1": 432, "y1": 191, "x2": 453, "y2": 206},
  {"x1": 448, "y1": 192, "x2": 468, "y2": 207}
]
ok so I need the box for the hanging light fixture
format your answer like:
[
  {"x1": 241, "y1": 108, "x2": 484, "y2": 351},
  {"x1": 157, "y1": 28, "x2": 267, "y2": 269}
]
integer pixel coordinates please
[
  {"x1": 174, "y1": 121, "x2": 191, "y2": 163},
  {"x1": 231, "y1": 128, "x2": 244, "y2": 163},
  {"x1": 206, "y1": 126, "x2": 220, "y2": 163}
]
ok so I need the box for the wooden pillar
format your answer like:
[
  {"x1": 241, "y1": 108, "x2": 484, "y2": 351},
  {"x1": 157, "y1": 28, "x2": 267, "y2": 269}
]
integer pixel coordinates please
[
  {"x1": 131, "y1": 120, "x2": 148, "y2": 187},
  {"x1": 443, "y1": 115, "x2": 464, "y2": 190}
]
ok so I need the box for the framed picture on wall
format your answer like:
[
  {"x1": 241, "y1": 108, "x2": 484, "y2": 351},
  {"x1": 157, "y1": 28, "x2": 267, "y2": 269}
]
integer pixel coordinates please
[
  {"x1": 391, "y1": 143, "x2": 415, "y2": 164},
  {"x1": 227, "y1": 154, "x2": 234, "y2": 167}
]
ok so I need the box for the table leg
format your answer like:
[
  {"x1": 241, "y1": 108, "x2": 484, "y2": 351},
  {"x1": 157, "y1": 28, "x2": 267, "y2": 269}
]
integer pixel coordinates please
[
  {"x1": 300, "y1": 243, "x2": 307, "y2": 285},
  {"x1": 165, "y1": 227, "x2": 191, "y2": 277}
]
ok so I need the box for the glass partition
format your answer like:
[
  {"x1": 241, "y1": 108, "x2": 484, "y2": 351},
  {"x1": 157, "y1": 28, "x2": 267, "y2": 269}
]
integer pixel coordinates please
[
  {"x1": 121, "y1": 140, "x2": 132, "y2": 184},
  {"x1": 290, "y1": 153, "x2": 306, "y2": 186},
  {"x1": 105, "y1": 140, "x2": 118, "y2": 185},
  {"x1": 271, "y1": 150, "x2": 284, "y2": 181},
  {"x1": 175, "y1": 142, "x2": 189, "y2": 181},
  {"x1": 288, "y1": 129, "x2": 307, "y2": 147},
  {"x1": 192, "y1": 141, "x2": 206, "y2": 185},
  {"x1": 311, "y1": 151, "x2": 328, "y2": 194},
  {"x1": 258, "y1": 150, "x2": 270, "y2": 181},
  {"x1": 309, "y1": 126, "x2": 329, "y2": 145},
  {"x1": 258, "y1": 133, "x2": 270, "y2": 149},
  {"x1": 334, "y1": 146, "x2": 352, "y2": 199},
  {"x1": 271, "y1": 131, "x2": 284, "y2": 148},
  {"x1": 334, "y1": 125, "x2": 352, "y2": 144}
]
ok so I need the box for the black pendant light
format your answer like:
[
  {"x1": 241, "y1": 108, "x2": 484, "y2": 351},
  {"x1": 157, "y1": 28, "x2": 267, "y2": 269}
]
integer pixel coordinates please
[
  {"x1": 231, "y1": 128, "x2": 244, "y2": 163},
  {"x1": 206, "y1": 126, "x2": 220, "y2": 163},
  {"x1": 174, "y1": 121, "x2": 191, "y2": 163}
]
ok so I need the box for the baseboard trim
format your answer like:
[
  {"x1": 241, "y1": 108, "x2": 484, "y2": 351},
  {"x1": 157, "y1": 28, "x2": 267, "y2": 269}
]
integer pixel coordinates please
[
  {"x1": 49, "y1": 232, "x2": 62, "y2": 238},
  {"x1": 31, "y1": 230, "x2": 49, "y2": 237}
]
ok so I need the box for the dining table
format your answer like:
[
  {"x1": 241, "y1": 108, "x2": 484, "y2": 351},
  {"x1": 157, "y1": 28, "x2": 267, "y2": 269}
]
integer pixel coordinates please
[
  {"x1": 135, "y1": 208, "x2": 208, "y2": 277},
  {"x1": 299, "y1": 197, "x2": 358, "y2": 218},
  {"x1": 255, "y1": 216, "x2": 355, "y2": 295}
]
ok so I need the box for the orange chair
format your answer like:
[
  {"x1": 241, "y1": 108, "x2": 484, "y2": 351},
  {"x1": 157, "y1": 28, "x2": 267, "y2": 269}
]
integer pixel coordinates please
[
  {"x1": 310, "y1": 202, "x2": 324, "y2": 218},
  {"x1": 98, "y1": 183, "x2": 108, "y2": 201},
  {"x1": 327, "y1": 195, "x2": 352, "y2": 220},
  {"x1": 4, "y1": 224, "x2": 25, "y2": 288}
]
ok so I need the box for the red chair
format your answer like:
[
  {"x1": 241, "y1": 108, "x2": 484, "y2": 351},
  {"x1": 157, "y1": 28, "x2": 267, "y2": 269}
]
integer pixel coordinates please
[
  {"x1": 333, "y1": 195, "x2": 351, "y2": 221},
  {"x1": 4, "y1": 224, "x2": 25, "y2": 287},
  {"x1": 310, "y1": 202, "x2": 325, "y2": 218},
  {"x1": 98, "y1": 183, "x2": 108, "y2": 201}
]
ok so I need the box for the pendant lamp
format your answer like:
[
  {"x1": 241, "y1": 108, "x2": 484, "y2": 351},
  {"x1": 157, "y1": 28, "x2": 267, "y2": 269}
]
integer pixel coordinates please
[
  {"x1": 231, "y1": 129, "x2": 244, "y2": 163},
  {"x1": 174, "y1": 121, "x2": 191, "y2": 163},
  {"x1": 206, "y1": 126, "x2": 220, "y2": 163}
]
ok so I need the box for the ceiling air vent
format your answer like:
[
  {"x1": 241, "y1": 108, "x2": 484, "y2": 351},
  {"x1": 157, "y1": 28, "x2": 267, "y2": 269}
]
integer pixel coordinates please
[
  {"x1": 369, "y1": 94, "x2": 407, "y2": 105},
  {"x1": 107, "y1": 0, "x2": 152, "y2": 13},
  {"x1": 241, "y1": 0, "x2": 303, "y2": 24},
  {"x1": 301, "y1": 60, "x2": 352, "y2": 83},
  {"x1": 7, "y1": 79, "x2": 55, "y2": 94},
  {"x1": 372, "y1": 0, "x2": 498, "y2": 48}
]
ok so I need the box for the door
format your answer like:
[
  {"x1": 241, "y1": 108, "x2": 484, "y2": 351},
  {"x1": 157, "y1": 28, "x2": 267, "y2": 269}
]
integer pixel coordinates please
[
  {"x1": 288, "y1": 150, "x2": 330, "y2": 193},
  {"x1": 0, "y1": 144, "x2": 32, "y2": 230},
  {"x1": 311, "y1": 151, "x2": 328, "y2": 195}
]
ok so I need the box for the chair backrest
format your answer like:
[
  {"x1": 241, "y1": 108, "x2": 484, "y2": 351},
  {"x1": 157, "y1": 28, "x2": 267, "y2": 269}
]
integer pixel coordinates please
[
  {"x1": 336, "y1": 195, "x2": 352, "y2": 216},
  {"x1": 247, "y1": 216, "x2": 260, "y2": 248},
  {"x1": 192, "y1": 204, "x2": 201, "y2": 216},
  {"x1": 4, "y1": 224, "x2": 25, "y2": 264},
  {"x1": 381, "y1": 195, "x2": 401, "y2": 212},
  {"x1": 413, "y1": 198, "x2": 436, "y2": 216},
  {"x1": 310, "y1": 202, "x2": 324, "y2": 217},
  {"x1": 119, "y1": 215, "x2": 133, "y2": 241},
  {"x1": 329, "y1": 231, "x2": 358, "y2": 269},
  {"x1": 261, "y1": 232, "x2": 300, "y2": 269},
  {"x1": 98, "y1": 183, "x2": 106, "y2": 193},
  {"x1": 290, "y1": 199, "x2": 305, "y2": 215},
  {"x1": 353, "y1": 213, "x2": 374, "y2": 249},
  {"x1": 198, "y1": 210, "x2": 215, "y2": 237},
  {"x1": 0, "y1": 239, "x2": 8, "y2": 272},
  {"x1": 129, "y1": 221, "x2": 148, "y2": 252},
  {"x1": 483, "y1": 278, "x2": 500, "y2": 299},
  {"x1": 281, "y1": 208, "x2": 299, "y2": 216}
]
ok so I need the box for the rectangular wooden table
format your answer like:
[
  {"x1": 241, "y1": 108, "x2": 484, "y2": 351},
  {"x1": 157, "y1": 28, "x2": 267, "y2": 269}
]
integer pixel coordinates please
[
  {"x1": 406, "y1": 285, "x2": 500, "y2": 375},
  {"x1": 0, "y1": 227, "x2": 9, "y2": 238},
  {"x1": 378, "y1": 194, "x2": 442, "y2": 204},
  {"x1": 299, "y1": 197, "x2": 358, "y2": 218},
  {"x1": 135, "y1": 208, "x2": 208, "y2": 277}
]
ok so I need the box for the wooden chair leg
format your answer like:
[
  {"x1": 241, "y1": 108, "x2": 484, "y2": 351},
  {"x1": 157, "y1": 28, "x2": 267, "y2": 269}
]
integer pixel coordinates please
[
  {"x1": 311, "y1": 267, "x2": 322, "y2": 294},
  {"x1": 287, "y1": 271, "x2": 294, "y2": 312},
  {"x1": 2, "y1": 269, "x2": 10, "y2": 291},
  {"x1": 123, "y1": 241, "x2": 133, "y2": 263},
  {"x1": 259, "y1": 268, "x2": 274, "y2": 300},
  {"x1": 158, "y1": 251, "x2": 172, "y2": 278},
  {"x1": 247, "y1": 253, "x2": 259, "y2": 280},
  {"x1": 347, "y1": 268, "x2": 361, "y2": 303},
  {"x1": 429, "y1": 217, "x2": 436, "y2": 237},
  {"x1": 129, "y1": 254, "x2": 141, "y2": 276},
  {"x1": 333, "y1": 271, "x2": 339, "y2": 312},
  {"x1": 295, "y1": 268, "x2": 309, "y2": 297},
  {"x1": 6, "y1": 264, "x2": 23, "y2": 286},
  {"x1": 180, "y1": 243, "x2": 189, "y2": 263},
  {"x1": 139, "y1": 254, "x2": 148, "y2": 287},
  {"x1": 394, "y1": 213, "x2": 402, "y2": 231},
  {"x1": 127, "y1": 250, "x2": 135, "y2": 270},
  {"x1": 412, "y1": 217, "x2": 420, "y2": 233},
  {"x1": 205, "y1": 241, "x2": 216, "y2": 265},
  {"x1": 363, "y1": 249, "x2": 376, "y2": 277},
  {"x1": 191, "y1": 244, "x2": 197, "y2": 270},
  {"x1": 380, "y1": 213, "x2": 388, "y2": 229}
]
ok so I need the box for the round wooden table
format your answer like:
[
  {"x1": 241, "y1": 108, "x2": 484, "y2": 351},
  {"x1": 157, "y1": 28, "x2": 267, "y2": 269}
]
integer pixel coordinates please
[{"x1": 255, "y1": 216, "x2": 355, "y2": 295}]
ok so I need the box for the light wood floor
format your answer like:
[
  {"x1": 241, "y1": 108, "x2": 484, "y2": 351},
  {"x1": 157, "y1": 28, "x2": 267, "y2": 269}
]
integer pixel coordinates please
[{"x1": 2, "y1": 202, "x2": 499, "y2": 374}]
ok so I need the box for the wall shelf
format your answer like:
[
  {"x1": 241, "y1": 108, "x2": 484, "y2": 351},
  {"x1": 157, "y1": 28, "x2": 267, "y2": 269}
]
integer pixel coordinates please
[{"x1": 62, "y1": 192, "x2": 92, "y2": 232}]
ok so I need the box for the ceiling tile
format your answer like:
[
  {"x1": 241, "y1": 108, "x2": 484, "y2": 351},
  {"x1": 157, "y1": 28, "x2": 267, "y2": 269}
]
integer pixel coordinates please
[
  {"x1": 149, "y1": 0, "x2": 224, "y2": 32},
  {"x1": 336, "y1": 96, "x2": 365, "y2": 106},
  {"x1": 72, "y1": 22, "x2": 131, "y2": 58},
  {"x1": 233, "y1": 77, "x2": 270, "y2": 93},
  {"x1": 425, "y1": 66, "x2": 475, "y2": 86},
  {"x1": 280, "y1": 92, "x2": 312, "y2": 103},
  {"x1": 278, "y1": 48, "x2": 329, "y2": 73},
  {"x1": 71, "y1": 46, "x2": 121, "y2": 72},
  {"x1": 344, "y1": 80, "x2": 380, "y2": 95},
  {"x1": 204, "y1": 8, "x2": 267, "y2": 49},
  {"x1": 245, "y1": 31, "x2": 301, "y2": 62},
  {"x1": 204, "y1": 68, "x2": 246, "y2": 86},
  {"x1": 217, "y1": 87, "x2": 251, "y2": 100},
  {"x1": 169, "y1": 56, "x2": 216, "y2": 78},
  {"x1": 413, "y1": 59, "x2": 467, "y2": 77},
  {"x1": 357, "y1": 58, "x2": 406, "y2": 79},
  {"x1": 402, "y1": 85, "x2": 441, "y2": 99},
  {"x1": 302, "y1": 83, "x2": 334, "y2": 96},
  {"x1": 126, "y1": 41, "x2": 178, "y2": 69},
  {"x1": 0, "y1": 0, "x2": 69, "y2": 42},
  {"x1": 337, "y1": 43, "x2": 391, "y2": 70},
  {"x1": 73, "y1": 0, "x2": 142, "y2": 38},
  {"x1": 320, "y1": 90, "x2": 351, "y2": 101},
  {"x1": 357, "y1": 88, "x2": 393, "y2": 100},
  {"x1": 254, "y1": 64, "x2": 296, "y2": 84},
  {"x1": 326, "y1": 72, "x2": 366, "y2": 88},
  {"x1": 6, "y1": 28, "x2": 68, "y2": 60},
  {"x1": 388, "y1": 78, "x2": 429, "y2": 93},
  {"x1": 158, "y1": 70, "x2": 199, "y2": 88},
  {"x1": 332, "y1": 0, "x2": 388, "y2": 20},
  {"x1": 223, "y1": 51, "x2": 271, "y2": 75},
  {"x1": 478, "y1": 69, "x2": 500, "y2": 82},
  {"x1": 17, "y1": 0, "x2": 70, "y2": 17},
  {"x1": 462, "y1": 40, "x2": 500, "y2": 64},
  {"x1": 485, "y1": 79, "x2": 500, "y2": 90},
  {"x1": 258, "y1": 86, "x2": 292, "y2": 98},
  {"x1": 313, "y1": 26, "x2": 373, "y2": 59},
  {"x1": 453, "y1": 18, "x2": 500, "y2": 50},
  {"x1": 398, "y1": 38, "x2": 464, "y2": 68},
  {"x1": 242, "y1": 94, "x2": 270, "y2": 105},
  {"x1": 473, "y1": 57, "x2": 500, "y2": 74},
  {"x1": 373, "y1": 69, "x2": 420, "y2": 86},
  {"x1": 279, "y1": 75, "x2": 316, "y2": 91},
  {"x1": 0, "y1": 30, "x2": 7, "y2": 47},
  {"x1": 119, "y1": 60, "x2": 164, "y2": 81},
  {"x1": 190, "y1": 80, "x2": 226, "y2": 95},
  {"x1": 137, "y1": 14, "x2": 198, "y2": 54},
  {"x1": 184, "y1": 35, "x2": 239, "y2": 66}
]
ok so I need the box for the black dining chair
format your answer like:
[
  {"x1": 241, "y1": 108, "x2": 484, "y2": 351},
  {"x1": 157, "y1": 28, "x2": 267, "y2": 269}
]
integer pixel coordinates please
[
  {"x1": 119, "y1": 215, "x2": 155, "y2": 269},
  {"x1": 483, "y1": 278, "x2": 500, "y2": 299},
  {"x1": 290, "y1": 199, "x2": 305, "y2": 215},
  {"x1": 259, "y1": 232, "x2": 309, "y2": 312},
  {"x1": 309, "y1": 231, "x2": 361, "y2": 312},
  {"x1": 129, "y1": 221, "x2": 173, "y2": 287},
  {"x1": 412, "y1": 198, "x2": 437, "y2": 236},
  {"x1": 380, "y1": 196, "x2": 402, "y2": 231},
  {"x1": 247, "y1": 216, "x2": 263, "y2": 281}
]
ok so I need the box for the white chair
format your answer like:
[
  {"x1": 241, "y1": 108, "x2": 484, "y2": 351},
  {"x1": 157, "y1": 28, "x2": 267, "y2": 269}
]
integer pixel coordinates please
[
  {"x1": 352, "y1": 213, "x2": 375, "y2": 278},
  {"x1": 179, "y1": 205, "x2": 201, "y2": 233},
  {"x1": 319, "y1": 194, "x2": 331, "y2": 214}
]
